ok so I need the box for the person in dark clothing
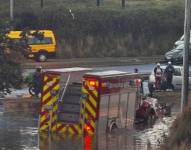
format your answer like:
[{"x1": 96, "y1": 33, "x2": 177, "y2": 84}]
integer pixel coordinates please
[
  {"x1": 134, "y1": 68, "x2": 138, "y2": 73},
  {"x1": 164, "y1": 61, "x2": 175, "y2": 90},
  {"x1": 33, "y1": 66, "x2": 43, "y2": 97},
  {"x1": 148, "y1": 82, "x2": 154, "y2": 97}
]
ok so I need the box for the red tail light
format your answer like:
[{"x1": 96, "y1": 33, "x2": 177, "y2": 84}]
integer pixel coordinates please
[
  {"x1": 85, "y1": 125, "x2": 91, "y2": 132},
  {"x1": 89, "y1": 80, "x2": 96, "y2": 87}
]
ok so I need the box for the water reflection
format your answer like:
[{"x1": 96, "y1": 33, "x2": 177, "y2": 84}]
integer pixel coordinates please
[
  {"x1": 38, "y1": 116, "x2": 174, "y2": 150},
  {"x1": 0, "y1": 107, "x2": 176, "y2": 150}
]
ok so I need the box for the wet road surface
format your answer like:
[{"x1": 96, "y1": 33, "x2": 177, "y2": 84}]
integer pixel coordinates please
[
  {"x1": 0, "y1": 99, "x2": 179, "y2": 150},
  {"x1": 0, "y1": 64, "x2": 180, "y2": 150}
]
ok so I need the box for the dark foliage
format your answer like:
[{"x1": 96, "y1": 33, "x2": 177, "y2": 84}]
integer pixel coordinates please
[
  {"x1": 10, "y1": 4, "x2": 184, "y2": 58},
  {"x1": 0, "y1": 28, "x2": 44, "y2": 94}
]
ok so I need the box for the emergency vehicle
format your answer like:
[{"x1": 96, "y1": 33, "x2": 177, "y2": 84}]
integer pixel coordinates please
[{"x1": 38, "y1": 68, "x2": 156, "y2": 135}]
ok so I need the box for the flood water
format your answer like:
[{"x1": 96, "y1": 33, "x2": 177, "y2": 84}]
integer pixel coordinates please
[
  {"x1": 0, "y1": 103, "x2": 179, "y2": 150},
  {"x1": 1, "y1": 63, "x2": 181, "y2": 150}
]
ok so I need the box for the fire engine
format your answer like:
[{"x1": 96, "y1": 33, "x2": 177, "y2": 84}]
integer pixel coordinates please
[{"x1": 38, "y1": 68, "x2": 159, "y2": 135}]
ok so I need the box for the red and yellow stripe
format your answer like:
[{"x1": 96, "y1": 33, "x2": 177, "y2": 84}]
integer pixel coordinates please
[
  {"x1": 81, "y1": 79, "x2": 99, "y2": 135},
  {"x1": 39, "y1": 73, "x2": 99, "y2": 136},
  {"x1": 55, "y1": 123, "x2": 82, "y2": 135},
  {"x1": 39, "y1": 73, "x2": 60, "y2": 132}
]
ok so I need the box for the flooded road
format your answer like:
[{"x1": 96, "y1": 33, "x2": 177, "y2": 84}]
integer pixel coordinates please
[
  {"x1": 0, "y1": 107, "x2": 38, "y2": 150},
  {"x1": 1, "y1": 64, "x2": 181, "y2": 150},
  {"x1": 0, "y1": 103, "x2": 179, "y2": 150}
]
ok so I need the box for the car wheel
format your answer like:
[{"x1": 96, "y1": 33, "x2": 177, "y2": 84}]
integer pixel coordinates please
[{"x1": 37, "y1": 52, "x2": 47, "y2": 62}]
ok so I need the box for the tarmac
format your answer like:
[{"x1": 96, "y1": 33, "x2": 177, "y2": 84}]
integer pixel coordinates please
[{"x1": 22, "y1": 56, "x2": 163, "y2": 69}]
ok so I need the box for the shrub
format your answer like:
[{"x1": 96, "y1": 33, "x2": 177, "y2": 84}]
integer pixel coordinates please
[{"x1": 0, "y1": 0, "x2": 185, "y2": 58}]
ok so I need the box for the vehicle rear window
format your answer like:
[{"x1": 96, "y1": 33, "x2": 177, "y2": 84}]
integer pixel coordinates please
[{"x1": 28, "y1": 37, "x2": 53, "y2": 45}]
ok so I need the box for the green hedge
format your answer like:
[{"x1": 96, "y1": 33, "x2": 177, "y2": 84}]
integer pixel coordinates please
[{"x1": 0, "y1": 0, "x2": 185, "y2": 58}]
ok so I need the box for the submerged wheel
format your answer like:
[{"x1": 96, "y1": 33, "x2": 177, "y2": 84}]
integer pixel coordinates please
[{"x1": 108, "y1": 121, "x2": 117, "y2": 132}]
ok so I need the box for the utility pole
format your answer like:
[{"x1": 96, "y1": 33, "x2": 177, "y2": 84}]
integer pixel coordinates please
[
  {"x1": 181, "y1": 0, "x2": 191, "y2": 112},
  {"x1": 122, "y1": 0, "x2": 125, "y2": 8},
  {"x1": 10, "y1": 0, "x2": 14, "y2": 21},
  {"x1": 41, "y1": 0, "x2": 44, "y2": 8},
  {"x1": 96, "y1": 0, "x2": 100, "y2": 6}
]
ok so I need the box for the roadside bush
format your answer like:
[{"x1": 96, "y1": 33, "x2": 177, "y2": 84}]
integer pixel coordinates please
[
  {"x1": 161, "y1": 106, "x2": 191, "y2": 150},
  {"x1": 0, "y1": 0, "x2": 185, "y2": 58}
]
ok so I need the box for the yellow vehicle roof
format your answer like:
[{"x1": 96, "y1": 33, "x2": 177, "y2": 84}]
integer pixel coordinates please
[{"x1": 7, "y1": 30, "x2": 54, "y2": 38}]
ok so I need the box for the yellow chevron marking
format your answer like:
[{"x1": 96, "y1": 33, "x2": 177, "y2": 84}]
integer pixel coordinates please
[
  {"x1": 53, "y1": 101, "x2": 58, "y2": 107},
  {"x1": 43, "y1": 85, "x2": 49, "y2": 93},
  {"x1": 68, "y1": 127, "x2": 75, "y2": 134},
  {"x1": 57, "y1": 125, "x2": 67, "y2": 133},
  {"x1": 44, "y1": 76, "x2": 49, "y2": 82},
  {"x1": 39, "y1": 124, "x2": 49, "y2": 131},
  {"x1": 89, "y1": 95, "x2": 97, "y2": 108},
  {"x1": 42, "y1": 92, "x2": 51, "y2": 102},
  {"x1": 61, "y1": 127, "x2": 67, "y2": 133},
  {"x1": 39, "y1": 112, "x2": 50, "y2": 131},
  {"x1": 39, "y1": 74, "x2": 61, "y2": 132},
  {"x1": 82, "y1": 82, "x2": 98, "y2": 97},
  {"x1": 53, "y1": 84, "x2": 60, "y2": 90},
  {"x1": 82, "y1": 86, "x2": 97, "y2": 108},
  {"x1": 87, "y1": 130, "x2": 93, "y2": 135},
  {"x1": 43, "y1": 78, "x2": 58, "y2": 93},
  {"x1": 84, "y1": 113, "x2": 96, "y2": 130},
  {"x1": 40, "y1": 112, "x2": 49, "y2": 122},
  {"x1": 85, "y1": 113, "x2": 89, "y2": 119},
  {"x1": 80, "y1": 118, "x2": 84, "y2": 125},
  {"x1": 92, "y1": 89, "x2": 98, "y2": 97},
  {"x1": 86, "y1": 102, "x2": 96, "y2": 118},
  {"x1": 51, "y1": 124, "x2": 57, "y2": 132},
  {"x1": 52, "y1": 115, "x2": 57, "y2": 121},
  {"x1": 90, "y1": 120, "x2": 96, "y2": 129},
  {"x1": 47, "y1": 94, "x2": 58, "y2": 106},
  {"x1": 74, "y1": 125, "x2": 82, "y2": 134},
  {"x1": 85, "y1": 112, "x2": 95, "y2": 127},
  {"x1": 57, "y1": 123, "x2": 66, "y2": 129},
  {"x1": 82, "y1": 87, "x2": 88, "y2": 93}
]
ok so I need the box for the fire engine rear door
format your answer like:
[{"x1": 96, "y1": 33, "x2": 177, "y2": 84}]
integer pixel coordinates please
[{"x1": 57, "y1": 83, "x2": 82, "y2": 123}]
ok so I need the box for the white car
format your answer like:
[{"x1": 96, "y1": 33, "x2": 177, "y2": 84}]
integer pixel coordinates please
[{"x1": 149, "y1": 65, "x2": 191, "y2": 89}]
